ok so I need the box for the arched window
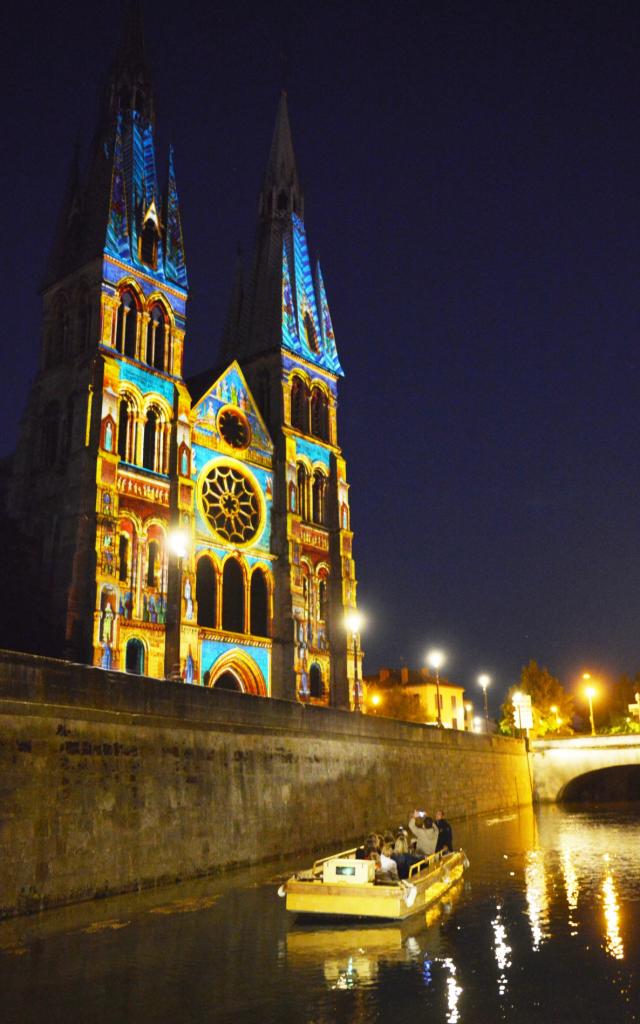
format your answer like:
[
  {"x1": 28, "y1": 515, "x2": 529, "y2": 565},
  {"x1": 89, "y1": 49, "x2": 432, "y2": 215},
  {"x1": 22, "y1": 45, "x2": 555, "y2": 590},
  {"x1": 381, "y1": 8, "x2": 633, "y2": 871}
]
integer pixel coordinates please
[
  {"x1": 250, "y1": 569, "x2": 268, "y2": 637},
  {"x1": 304, "y1": 311, "x2": 319, "y2": 354},
  {"x1": 310, "y1": 387, "x2": 329, "y2": 441},
  {"x1": 297, "y1": 464, "x2": 309, "y2": 520},
  {"x1": 222, "y1": 557, "x2": 244, "y2": 633},
  {"x1": 312, "y1": 470, "x2": 327, "y2": 526},
  {"x1": 309, "y1": 663, "x2": 323, "y2": 699},
  {"x1": 143, "y1": 409, "x2": 158, "y2": 470},
  {"x1": 318, "y1": 577, "x2": 328, "y2": 622},
  {"x1": 119, "y1": 534, "x2": 129, "y2": 582},
  {"x1": 290, "y1": 376, "x2": 309, "y2": 433},
  {"x1": 115, "y1": 290, "x2": 138, "y2": 357},
  {"x1": 146, "y1": 303, "x2": 167, "y2": 371},
  {"x1": 196, "y1": 557, "x2": 216, "y2": 628},
  {"x1": 126, "y1": 638, "x2": 145, "y2": 674},
  {"x1": 117, "y1": 397, "x2": 133, "y2": 462},
  {"x1": 140, "y1": 220, "x2": 158, "y2": 268},
  {"x1": 42, "y1": 402, "x2": 60, "y2": 465},
  {"x1": 147, "y1": 539, "x2": 159, "y2": 587}
]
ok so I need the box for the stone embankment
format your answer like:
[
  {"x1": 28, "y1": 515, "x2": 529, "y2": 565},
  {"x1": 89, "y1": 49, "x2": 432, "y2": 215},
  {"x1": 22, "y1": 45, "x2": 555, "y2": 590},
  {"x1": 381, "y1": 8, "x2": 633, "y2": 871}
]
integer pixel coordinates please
[{"x1": 0, "y1": 650, "x2": 531, "y2": 918}]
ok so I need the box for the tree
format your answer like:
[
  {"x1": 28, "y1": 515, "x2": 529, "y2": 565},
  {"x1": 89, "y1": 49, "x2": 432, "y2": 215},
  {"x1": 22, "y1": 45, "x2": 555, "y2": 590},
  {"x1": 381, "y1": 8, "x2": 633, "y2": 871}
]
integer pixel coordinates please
[
  {"x1": 499, "y1": 660, "x2": 574, "y2": 737},
  {"x1": 367, "y1": 685, "x2": 430, "y2": 724}
]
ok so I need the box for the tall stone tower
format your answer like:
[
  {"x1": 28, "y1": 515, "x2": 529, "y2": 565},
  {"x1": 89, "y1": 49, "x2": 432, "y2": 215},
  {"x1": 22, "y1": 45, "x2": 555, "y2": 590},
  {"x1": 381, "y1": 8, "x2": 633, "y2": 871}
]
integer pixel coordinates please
[
  {"x1": 9, "y1": 3, "x2": 189, "y2": 671},
  {"x1": 221, "y1": 94, "x2": 361, "y2": 707}
]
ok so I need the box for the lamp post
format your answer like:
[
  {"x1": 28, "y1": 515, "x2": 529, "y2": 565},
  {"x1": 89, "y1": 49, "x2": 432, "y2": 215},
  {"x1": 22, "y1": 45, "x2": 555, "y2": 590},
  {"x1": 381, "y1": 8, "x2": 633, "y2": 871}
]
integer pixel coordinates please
[
  {"x1": 550, "y1": 704, "x2": 561, "y2": 730},
  {"x1": 583, "y1": 673, "x2": 597, "y2": 736},
  {"x1": 465, "y1": 701, "x2": 473, "y2": 732},
  {"x1": 478, "y1": 673, "x2": 491, "y2": 732},
  {"x1": 427, "y1": 649, "x2": 445, "y2": 727},
  {"x1": 345, "y1": 610, "x2": 363, "y2": 711}
]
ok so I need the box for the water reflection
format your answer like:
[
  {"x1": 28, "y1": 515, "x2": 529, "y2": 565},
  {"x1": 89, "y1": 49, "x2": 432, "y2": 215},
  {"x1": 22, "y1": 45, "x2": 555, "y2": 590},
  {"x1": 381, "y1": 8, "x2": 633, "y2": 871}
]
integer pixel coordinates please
[
  {"x1": 491, "y1": 907, "x2": 512, "y2": 996},
  {"x1": 286, "y1": 880, "x2": 465, "y2": 993},
  {"x1": 561, "y1": 846, "x2": 579, "y2": 935},
  {"x1": 524, "y1": 848, "x2": 550, "y2": 950},
  {"x1": 601, "y1": 858, "x2": 624, "y2": 961},
  {"x1": 1, "y1": 805, "x2": 639, "y2": 1024}
]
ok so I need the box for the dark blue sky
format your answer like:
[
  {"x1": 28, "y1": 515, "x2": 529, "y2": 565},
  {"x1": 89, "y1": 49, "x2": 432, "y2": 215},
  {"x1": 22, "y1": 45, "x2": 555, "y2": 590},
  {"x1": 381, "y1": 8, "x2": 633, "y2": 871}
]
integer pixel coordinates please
[{"x1": 3, "y1": 0, "x2": 640, "y2": 711}]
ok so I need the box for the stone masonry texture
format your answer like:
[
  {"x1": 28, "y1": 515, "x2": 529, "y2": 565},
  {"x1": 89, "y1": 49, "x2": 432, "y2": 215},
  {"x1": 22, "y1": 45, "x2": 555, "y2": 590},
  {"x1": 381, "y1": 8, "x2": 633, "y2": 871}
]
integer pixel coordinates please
[{"x1": 0, "y1": 650, "x2": 532, "y2": 918}]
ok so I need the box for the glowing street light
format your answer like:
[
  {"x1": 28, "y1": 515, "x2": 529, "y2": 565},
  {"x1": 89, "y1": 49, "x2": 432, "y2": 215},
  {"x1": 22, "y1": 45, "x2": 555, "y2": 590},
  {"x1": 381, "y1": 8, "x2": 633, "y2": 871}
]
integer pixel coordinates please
[
  {"x1": 167, "y1": 527, "x2": 190, "y2": 560},
  {"x1": 582, "y1": 673, "x2": 597, "y2": 736},
  {"x1": 426, "y1": 649, "x2": 445, "y2": 727},
  {"x1": 550, "y1": 704, "x2": 561, "y2": 730},
  {"x1": 478, "y1": 673, "x2": 491, "y2": 731},
  {"x1": 345, "y1": 609, "x2": 363, "y2": 711},
  {"x1": 370, "y1": 692, "x2": 381, "y2": 714}
]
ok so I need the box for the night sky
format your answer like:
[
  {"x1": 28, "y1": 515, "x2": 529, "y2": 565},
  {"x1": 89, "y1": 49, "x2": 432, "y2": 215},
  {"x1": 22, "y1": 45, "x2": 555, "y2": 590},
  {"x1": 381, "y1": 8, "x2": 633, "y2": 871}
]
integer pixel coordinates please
[{"x1": 3, "y1": 1, "x2": 640, "y2": 712}]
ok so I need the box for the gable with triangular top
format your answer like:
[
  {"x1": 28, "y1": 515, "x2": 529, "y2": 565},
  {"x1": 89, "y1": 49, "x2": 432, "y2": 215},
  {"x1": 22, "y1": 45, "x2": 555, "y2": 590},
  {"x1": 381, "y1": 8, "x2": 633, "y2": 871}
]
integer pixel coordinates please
[{"x1": 192, "y1": 361, "x2": 273, "y2": 460}]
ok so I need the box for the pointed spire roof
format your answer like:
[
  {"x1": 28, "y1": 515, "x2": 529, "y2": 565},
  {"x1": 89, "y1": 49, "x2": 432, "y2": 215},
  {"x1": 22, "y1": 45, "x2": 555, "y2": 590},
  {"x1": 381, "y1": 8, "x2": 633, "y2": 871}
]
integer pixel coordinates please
[
  {"x1": 106, "y1": 0, "x2": 155, "y2": 125},
  {"x1": 226, "y1": 95, "x2": 342, "y2": 375},
  {"x1": 163, "y1": 146, "x2": 188, "y2": 288},
  {"x1": 260, "y1": 92, "x2": 303, "y2": 220}
]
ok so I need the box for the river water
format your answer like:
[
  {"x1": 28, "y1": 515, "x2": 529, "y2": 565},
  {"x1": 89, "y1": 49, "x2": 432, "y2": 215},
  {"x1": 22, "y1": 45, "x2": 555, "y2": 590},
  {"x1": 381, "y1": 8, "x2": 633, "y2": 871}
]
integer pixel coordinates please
[{"x1": 1, "y1": 803, "x2": 638, "y2": 1024}]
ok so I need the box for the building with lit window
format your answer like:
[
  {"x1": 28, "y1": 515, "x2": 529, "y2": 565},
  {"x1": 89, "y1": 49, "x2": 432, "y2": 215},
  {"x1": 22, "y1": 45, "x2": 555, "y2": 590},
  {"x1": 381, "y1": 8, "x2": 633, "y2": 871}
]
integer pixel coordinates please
[
  {"x1": 363, "y1": 668, "x2": 467, "y2": 729},
  {"x1": 3, "y1": 7, "x2": 360, "y2": 705}
]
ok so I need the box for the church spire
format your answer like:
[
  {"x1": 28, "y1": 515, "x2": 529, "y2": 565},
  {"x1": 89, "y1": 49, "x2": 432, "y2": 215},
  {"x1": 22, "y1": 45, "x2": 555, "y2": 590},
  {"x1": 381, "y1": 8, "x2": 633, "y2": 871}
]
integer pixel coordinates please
[
  {"x1": 106, "y1": 0, "x2": 155, "y2": 126},
  {"x1": 259, "y1": 92, "x2": 303, "y2": 220}
]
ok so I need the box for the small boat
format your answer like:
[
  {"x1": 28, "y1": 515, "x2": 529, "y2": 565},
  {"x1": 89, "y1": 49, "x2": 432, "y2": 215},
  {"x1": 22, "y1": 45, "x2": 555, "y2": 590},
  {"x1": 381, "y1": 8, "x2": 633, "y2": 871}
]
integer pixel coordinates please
[{"x1": 279, "y1": 847, "x2": 468, "y2": 921}]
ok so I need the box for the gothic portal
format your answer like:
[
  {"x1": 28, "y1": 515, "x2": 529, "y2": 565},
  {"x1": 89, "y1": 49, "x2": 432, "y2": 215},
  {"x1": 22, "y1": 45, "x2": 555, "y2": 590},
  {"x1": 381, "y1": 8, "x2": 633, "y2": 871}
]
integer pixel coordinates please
[{"x1": 4, "y1": 4, "x2": 361, "y2": 707}]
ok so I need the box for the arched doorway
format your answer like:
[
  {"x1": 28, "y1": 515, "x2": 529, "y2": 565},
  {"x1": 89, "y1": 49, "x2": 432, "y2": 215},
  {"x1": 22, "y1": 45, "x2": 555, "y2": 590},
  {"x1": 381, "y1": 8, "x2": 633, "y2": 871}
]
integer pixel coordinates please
[
  {"x1": 205, "y1": 650, "x2": 267, "y2": 696},
  {"x1": 125, "y1": 638, "x2": 145, "y2": 674},
  {"x1": 213, "y1": 671, "x2": 242, "y2": 692}
]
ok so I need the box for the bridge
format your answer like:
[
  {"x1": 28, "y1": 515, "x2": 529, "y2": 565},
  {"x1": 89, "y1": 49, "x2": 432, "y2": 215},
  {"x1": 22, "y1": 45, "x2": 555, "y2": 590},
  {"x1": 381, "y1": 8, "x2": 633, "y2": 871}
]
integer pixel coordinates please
[{"x1": 530, "y1": 734, "x2": 640, "y2": 802}]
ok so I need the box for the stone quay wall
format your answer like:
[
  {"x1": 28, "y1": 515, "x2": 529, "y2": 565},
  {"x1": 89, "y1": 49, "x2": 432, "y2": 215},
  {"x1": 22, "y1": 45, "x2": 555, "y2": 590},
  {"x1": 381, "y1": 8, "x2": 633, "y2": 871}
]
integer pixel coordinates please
[{"x1": 0, "y1": 650, "x2": 532, "y2": 918}]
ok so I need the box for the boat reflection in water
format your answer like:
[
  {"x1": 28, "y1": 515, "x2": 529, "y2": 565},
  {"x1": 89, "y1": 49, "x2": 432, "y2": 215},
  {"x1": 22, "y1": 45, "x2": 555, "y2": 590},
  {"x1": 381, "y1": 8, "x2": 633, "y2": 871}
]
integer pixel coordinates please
[{"x1": 286, "y1": 881, "x2": 464, "y2": 991}]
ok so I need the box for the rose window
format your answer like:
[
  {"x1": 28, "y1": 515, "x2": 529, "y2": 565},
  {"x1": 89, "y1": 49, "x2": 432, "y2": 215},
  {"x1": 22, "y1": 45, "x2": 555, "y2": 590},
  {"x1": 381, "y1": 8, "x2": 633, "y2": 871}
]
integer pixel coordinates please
[{"x1": 200, "y1": 464, "x2": 261, "y2": 544}]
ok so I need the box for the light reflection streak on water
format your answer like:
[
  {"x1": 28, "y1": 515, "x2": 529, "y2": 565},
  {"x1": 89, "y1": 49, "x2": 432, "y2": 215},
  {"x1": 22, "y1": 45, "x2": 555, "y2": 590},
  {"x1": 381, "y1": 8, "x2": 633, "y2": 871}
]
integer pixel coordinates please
[
  {"x1": 491, "y1": 906, "x2": 512, "y2": 996},
  {"x1": 437, "y1": 957, "x2": 462, "y2": 1023},
  {"x1": 524, "y1": 849, "x2": 550, "y2": 950},
  {"x1": 601, "y1": 858, "x2": 624, "y2": 961},
  {"x1": 561, "y1": 846, "x2": 579, "y2": 936}
]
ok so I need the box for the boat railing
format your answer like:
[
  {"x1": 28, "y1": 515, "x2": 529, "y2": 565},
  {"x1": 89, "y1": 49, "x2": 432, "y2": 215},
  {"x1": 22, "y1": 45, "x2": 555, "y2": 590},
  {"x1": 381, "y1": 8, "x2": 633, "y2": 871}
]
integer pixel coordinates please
[{"x1": 408, "y1": 850, "x2": 444, "y2": 880}]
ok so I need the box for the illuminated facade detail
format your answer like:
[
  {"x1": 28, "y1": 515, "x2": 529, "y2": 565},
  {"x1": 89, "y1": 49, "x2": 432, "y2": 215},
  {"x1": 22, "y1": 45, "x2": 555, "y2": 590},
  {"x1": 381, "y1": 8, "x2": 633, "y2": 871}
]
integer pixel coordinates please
[
  {"x1": 200, "y1": 464, "x2": 262, "y2": 545},
  {"x1": 5, "y1": 18, "x2": 359, "y2": 707},
  {"x1": 218, "y1": 91, "x2": 360, "y2": 708}
]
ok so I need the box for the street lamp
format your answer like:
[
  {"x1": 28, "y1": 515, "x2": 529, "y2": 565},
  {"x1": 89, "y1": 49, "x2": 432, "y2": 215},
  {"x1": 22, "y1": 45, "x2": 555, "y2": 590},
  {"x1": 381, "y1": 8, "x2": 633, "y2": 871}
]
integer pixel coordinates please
[
  {"x1": 550, "y1": 704, "x2": 561, "y2": 730},
  {"x1": 370, "y1": 693, "x2": 381, "y2": 714},
  {"x1": 582, "y1": 673, "x2": 597, "y2": 736},
  {"x1": 478, "y1": 673, "x2": 491, "y2": 732},
  {"x1": 345, "y1": 609, "x2": 363, "y2": 711},
  {"x1": 427, "y1": 649, "x2": 445, "y2": 727}
]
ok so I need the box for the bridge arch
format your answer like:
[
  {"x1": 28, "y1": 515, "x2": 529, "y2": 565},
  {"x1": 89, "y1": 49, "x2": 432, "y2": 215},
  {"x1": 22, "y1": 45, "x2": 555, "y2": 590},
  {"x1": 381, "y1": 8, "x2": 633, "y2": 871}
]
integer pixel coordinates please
[
  {"x1": 531, "y1": 736, "x2": 640, "y2": 802},
  {"x1": 558, "y1": 764, "x2": 640, "y2": 802}
]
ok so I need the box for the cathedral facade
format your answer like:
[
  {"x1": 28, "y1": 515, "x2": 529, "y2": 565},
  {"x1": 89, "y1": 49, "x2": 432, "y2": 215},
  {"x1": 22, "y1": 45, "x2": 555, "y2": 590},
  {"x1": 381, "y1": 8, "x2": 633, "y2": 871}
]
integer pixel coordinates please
[{"x1": 6, "y1": 9, "x2": 361, "y2": 707}]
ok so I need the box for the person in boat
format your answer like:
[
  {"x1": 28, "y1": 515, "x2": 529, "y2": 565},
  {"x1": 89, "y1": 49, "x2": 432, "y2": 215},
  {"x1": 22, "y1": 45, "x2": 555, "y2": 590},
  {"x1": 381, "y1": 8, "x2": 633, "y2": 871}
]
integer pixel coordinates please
[
  {"x1": 392, "y1": 826, "x2": 423, "y2": 879},
  {"x1": 435, "y1": 809, "x2": 453, "y2": 853},
  {"x1": 380, "y1": 840, "x2": 399, "y2": 880},
  {"x1": 408, "y1": 811, "x2": 439, "y2": 858}
]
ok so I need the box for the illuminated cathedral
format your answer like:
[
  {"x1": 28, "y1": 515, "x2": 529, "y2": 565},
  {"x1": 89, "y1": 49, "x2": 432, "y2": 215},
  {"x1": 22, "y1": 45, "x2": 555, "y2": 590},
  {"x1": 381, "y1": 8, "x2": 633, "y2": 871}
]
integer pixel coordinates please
[{"x1": 5, "y1": 6, "x2": 361, "y2": 706}]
